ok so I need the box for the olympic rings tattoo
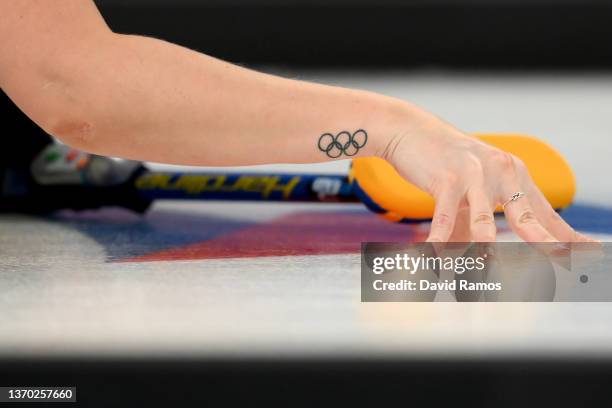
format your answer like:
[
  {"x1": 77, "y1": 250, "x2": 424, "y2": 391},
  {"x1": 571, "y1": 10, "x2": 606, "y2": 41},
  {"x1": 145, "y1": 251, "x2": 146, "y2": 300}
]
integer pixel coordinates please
[{"x1": 317, "y1": 129, "x2": 368, "y2": 158}]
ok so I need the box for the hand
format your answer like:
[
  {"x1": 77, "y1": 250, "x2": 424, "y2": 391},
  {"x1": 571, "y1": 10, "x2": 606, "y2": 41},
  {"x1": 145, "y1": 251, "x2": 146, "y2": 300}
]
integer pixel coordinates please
[{"x1": 382, "y1": 118, "x2": 596, "y2": 243}]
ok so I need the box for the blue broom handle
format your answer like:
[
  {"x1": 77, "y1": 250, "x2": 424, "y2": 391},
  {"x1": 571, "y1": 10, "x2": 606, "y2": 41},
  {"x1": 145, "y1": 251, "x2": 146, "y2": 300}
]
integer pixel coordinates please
[{"x1": 134, "y1": 170, "x2": 359, "y2": 202}]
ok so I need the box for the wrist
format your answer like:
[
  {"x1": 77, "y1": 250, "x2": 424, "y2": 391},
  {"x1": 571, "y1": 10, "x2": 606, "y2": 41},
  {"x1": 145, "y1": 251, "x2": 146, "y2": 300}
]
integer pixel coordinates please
[{"x1": 368, "y1": 97, "x2": 424, "y2": 160}]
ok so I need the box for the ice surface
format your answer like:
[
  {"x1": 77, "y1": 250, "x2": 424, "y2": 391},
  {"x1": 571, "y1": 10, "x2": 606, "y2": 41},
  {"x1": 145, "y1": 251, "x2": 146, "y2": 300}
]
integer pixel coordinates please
[{"x1": 2, "y1": 71, "x2": 612, "y2": 359}]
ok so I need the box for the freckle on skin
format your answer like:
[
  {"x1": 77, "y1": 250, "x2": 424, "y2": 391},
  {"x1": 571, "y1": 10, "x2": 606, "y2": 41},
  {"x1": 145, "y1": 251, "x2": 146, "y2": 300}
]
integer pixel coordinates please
[
  {"x1": 77, "y1": 122, "x2": 94, "y2": 141},
  {"x1": 54, "y1": 120, "x2": 94, "y2": 145}
]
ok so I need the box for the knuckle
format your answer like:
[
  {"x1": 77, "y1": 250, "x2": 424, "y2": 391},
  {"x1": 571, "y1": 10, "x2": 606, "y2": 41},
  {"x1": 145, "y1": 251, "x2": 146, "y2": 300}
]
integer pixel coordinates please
[
  {"x1": 434, "y1": 213, "x2": 453, "y2": 228},
  {"x1": 513, "y1": 156, "x2": 527, "y2": 171},
  {"x1": 443, "y1": 171, "x2": 460, "y2": 185},
  {"x1": 473, "y1": 212, "x2": 495, "y2": 225},
  {"x1": 517, "y1": 210, "x2": 538, "y2": 225},
  {"x1": 491, "y1": 151, "x2": 517, "y2": 170},
  {"x1": 471, "y1": 213, "x2": 496, "y2": 242}
]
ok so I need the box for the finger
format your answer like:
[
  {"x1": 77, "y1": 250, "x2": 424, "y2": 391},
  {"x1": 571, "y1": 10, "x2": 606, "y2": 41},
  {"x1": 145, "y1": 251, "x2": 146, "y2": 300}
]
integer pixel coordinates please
[
  {"x1": 449, "y1": 207, "x2": 471, "y2": 242},
  {"x1": 502, "y1": 190, "x2": 557, "y2": 243},
  {"x1": 427, "y1": 189, "x2": 461, "y2": 243},
  {"x1": 526, "y1": 184, "x2": 599, "y2": 243},
  {"x1": 467, "y1": 185, "x2": 496, "y2": 242}
]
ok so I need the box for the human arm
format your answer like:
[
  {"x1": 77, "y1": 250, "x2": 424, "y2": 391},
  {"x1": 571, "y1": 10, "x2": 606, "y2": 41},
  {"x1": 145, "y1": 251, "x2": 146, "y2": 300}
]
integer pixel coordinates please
[
  {"x1": 0, "y1": 0, "x2": 413, "y2": 166},
  {"x1": 0, "y1": 0, "x2": 594, "y2": 243}
]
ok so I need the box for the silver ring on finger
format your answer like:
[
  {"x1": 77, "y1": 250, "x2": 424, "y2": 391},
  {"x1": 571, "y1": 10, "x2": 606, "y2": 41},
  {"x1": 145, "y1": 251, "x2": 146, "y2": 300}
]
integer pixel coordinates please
[{"x1": 502, "y1": 191, "x2": 526, "y2": 210}]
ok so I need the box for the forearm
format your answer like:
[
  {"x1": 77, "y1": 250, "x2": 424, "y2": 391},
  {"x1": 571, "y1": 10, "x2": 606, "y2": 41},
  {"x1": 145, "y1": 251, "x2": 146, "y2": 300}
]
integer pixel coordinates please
[{"x1": 9, "y1": 33, "x2": 433, "y2": 166}]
